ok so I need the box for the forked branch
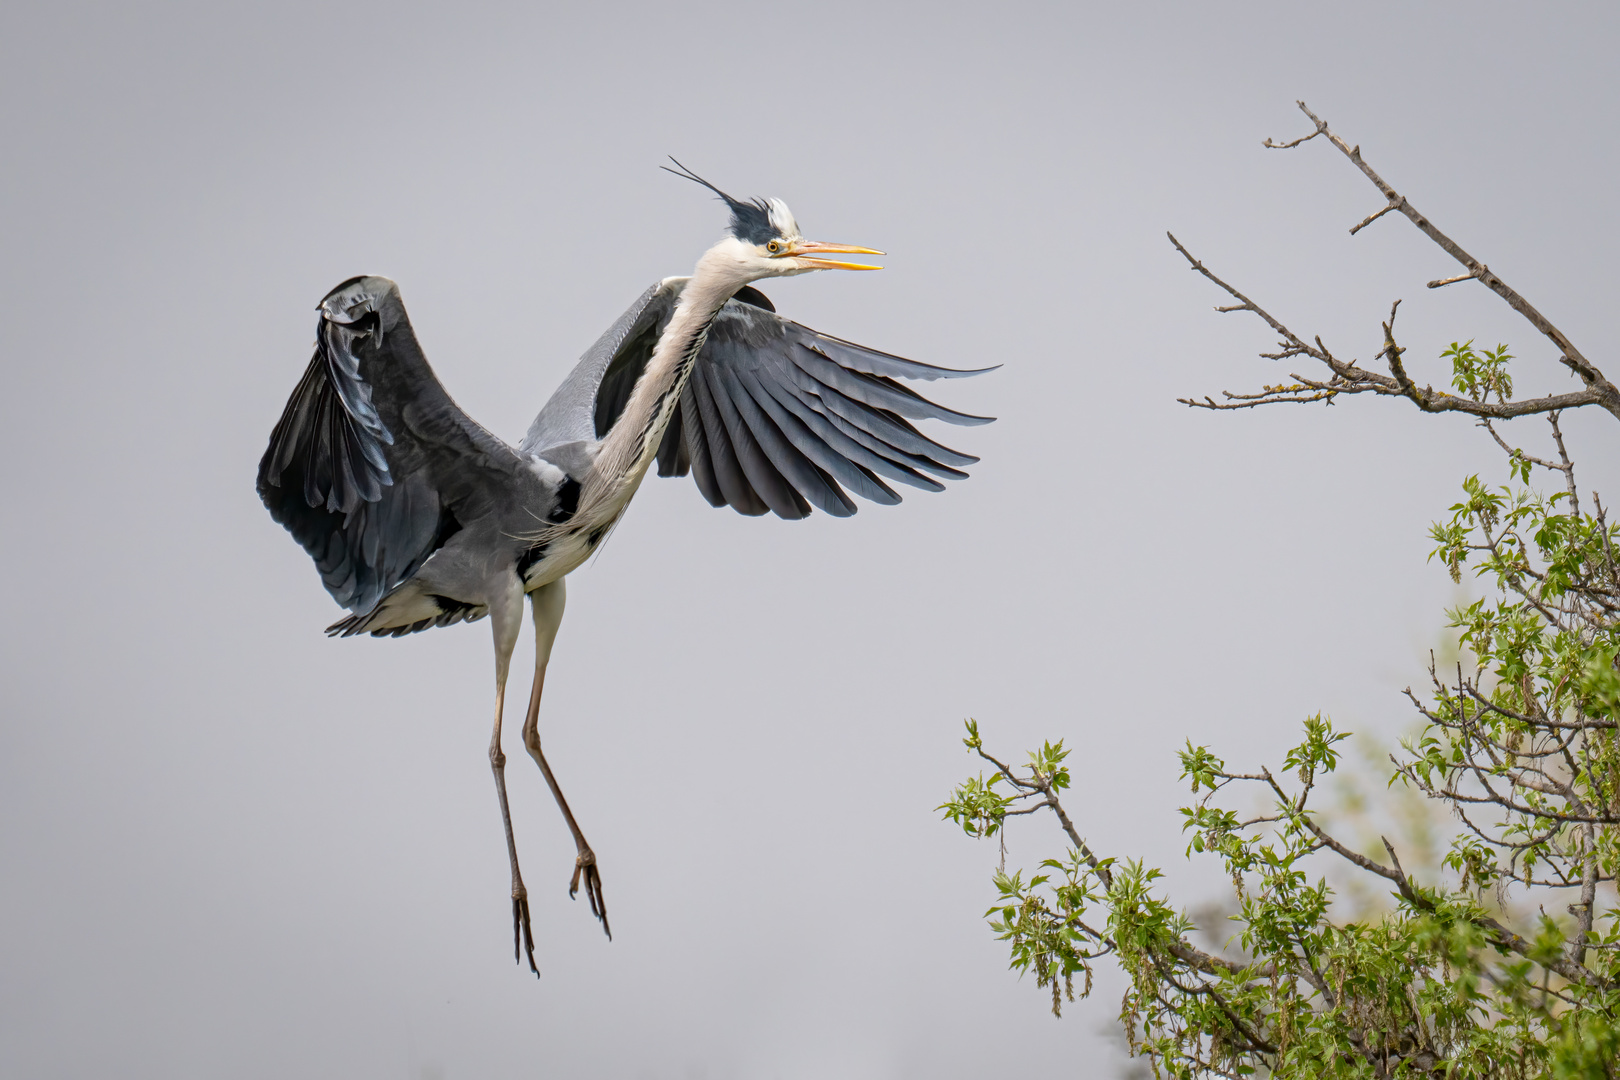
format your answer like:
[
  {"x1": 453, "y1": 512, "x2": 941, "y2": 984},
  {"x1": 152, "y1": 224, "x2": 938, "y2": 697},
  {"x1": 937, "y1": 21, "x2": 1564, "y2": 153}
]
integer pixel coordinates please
[{"x1": 1182, "y1": 101, "x2": 1620, "y2": 422}]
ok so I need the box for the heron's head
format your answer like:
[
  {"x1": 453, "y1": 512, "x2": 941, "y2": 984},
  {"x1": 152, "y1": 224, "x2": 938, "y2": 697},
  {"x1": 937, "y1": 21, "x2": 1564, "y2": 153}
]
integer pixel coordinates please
[{"x1": 664, "y1": 159, "x2": 883, "y2": 282}]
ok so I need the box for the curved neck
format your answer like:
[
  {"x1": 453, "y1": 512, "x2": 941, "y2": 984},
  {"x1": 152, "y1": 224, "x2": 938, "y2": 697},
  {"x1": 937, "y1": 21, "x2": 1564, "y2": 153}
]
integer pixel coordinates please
[{"x1": 584, "y1": 241, "x2": 755, "y2": 507}]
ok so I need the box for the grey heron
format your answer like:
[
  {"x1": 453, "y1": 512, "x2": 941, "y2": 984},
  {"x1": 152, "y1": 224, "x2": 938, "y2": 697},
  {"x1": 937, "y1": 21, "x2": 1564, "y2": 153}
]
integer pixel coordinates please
[{"x1": 256, "y1": 164, "x2": 993, "y2": 975}]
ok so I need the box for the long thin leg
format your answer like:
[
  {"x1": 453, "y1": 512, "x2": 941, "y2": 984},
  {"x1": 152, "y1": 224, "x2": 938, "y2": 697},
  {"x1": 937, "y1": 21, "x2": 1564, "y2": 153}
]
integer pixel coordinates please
[
  {"x1": 520, "y1": 581, "x2": 611, "y2": 938},
  {"x1": 485, "y1": 578, "x2": 538, "y2": 975}
]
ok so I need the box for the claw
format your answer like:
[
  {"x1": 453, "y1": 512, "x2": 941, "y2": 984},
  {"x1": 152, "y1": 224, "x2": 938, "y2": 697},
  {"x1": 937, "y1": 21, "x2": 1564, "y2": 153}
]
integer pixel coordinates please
[
  {"x1": 512, "y1": 893, "x2": 539, "y2": 977},
  {"x1": 568, "y1": 850, "x2": 611, "y2": 940}
]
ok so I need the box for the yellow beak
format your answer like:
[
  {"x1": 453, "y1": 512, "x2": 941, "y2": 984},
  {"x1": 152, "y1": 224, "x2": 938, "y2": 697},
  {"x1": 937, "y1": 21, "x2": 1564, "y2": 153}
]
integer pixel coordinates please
[{"x1": 785, "y1": 239, "x2": 885, "y2": 271}]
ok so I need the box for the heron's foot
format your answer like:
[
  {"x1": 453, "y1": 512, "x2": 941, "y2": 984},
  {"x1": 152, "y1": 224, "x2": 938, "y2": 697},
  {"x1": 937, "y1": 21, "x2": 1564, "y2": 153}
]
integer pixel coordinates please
[
  {"x1": 512, "y1": 886, "x2": 539, "y2": 977},
  {"x1": 569, "y1": 848, "x2": 611, "y2": 940}
]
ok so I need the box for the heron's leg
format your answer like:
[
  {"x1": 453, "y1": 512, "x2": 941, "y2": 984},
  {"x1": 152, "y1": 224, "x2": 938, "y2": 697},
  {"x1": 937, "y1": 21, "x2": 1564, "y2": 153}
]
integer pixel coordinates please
[
  {"x1": 520, "y1": 581, "x2": 611, "y2": 939},
  {"x1": 486, "y1": 576, "x2": 538, "y2": 975}
]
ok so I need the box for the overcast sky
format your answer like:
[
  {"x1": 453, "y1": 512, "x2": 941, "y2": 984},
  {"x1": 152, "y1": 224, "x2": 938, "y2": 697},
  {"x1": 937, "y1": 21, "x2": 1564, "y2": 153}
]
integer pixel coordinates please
[{"x1": 4, "y1": 2, "x2": 1618, "y2": 1077}]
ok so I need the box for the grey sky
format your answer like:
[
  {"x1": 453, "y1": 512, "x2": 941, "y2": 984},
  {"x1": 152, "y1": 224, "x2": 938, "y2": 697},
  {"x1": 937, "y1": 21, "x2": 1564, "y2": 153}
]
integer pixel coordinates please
[{"x1": 3, "y1": 2, "x2": 1617, "y2": 1077}]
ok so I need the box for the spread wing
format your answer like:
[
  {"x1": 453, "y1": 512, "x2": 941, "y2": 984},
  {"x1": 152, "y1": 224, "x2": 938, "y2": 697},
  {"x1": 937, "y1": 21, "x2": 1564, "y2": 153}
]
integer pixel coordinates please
[
  {"x1": 522, "y1": 278, "x2": 994, "y2": 520},
  {"x1": 662, "y1": 292, "x2": 995, "y2": 518},
  {"x1": 257, "y1": 275, "x2": 532, "y2": 620}
]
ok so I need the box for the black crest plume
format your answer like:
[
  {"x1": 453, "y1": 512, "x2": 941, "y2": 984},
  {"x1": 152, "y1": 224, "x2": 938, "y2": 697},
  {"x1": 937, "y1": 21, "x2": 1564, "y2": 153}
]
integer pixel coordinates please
[{"x1": 662, "y1": 158, "x2": 777, "y2": 245}]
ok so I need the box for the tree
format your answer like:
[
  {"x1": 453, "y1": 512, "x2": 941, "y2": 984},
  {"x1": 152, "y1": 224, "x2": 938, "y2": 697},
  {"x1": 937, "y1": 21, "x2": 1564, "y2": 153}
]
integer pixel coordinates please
[{"x1": 942, "y1": 102, "x2": 1620, "y2": 1078}]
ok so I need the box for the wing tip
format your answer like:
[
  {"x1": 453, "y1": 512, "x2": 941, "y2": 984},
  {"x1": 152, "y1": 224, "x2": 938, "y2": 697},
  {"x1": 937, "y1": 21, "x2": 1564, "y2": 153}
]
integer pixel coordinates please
[{"x1": 934, "y1": 362, "x2": 1003, "y2": 380}]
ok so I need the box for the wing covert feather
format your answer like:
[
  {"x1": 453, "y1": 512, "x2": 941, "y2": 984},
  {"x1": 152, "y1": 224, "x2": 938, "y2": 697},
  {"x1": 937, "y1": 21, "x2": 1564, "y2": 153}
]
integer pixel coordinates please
[
  {"x1": 652, "y1": 286, "x2": 994, "y2": 520},
  {"x1": 258, "y1": 277, "x2": 528, "y2": 618}
]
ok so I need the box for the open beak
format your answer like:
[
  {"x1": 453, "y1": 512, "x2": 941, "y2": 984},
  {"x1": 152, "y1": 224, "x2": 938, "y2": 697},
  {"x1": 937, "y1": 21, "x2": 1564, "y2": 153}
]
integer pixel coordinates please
[{"x1": 786, "y1": 240, "x2": 885, "y2": 271}]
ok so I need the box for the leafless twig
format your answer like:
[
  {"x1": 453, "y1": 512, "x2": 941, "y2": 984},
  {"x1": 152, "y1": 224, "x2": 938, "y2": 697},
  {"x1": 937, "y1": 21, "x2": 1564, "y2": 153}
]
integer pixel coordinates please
[{"x1": 1178, "y1": 101, "x2": 1620, "y2": 422}]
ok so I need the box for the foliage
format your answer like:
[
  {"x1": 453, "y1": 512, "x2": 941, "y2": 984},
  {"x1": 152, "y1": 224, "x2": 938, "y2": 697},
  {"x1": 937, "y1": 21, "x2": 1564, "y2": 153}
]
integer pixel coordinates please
[
  {"x1": 939, "y1": 99, "x2": 1620, "y2": 1073},
  {"x1": 942, "y1": 335, "x2": 1620, "y2": 1076},
  {"x1": 939, "y1": 100, "x2": 1620, "y2": 1075}
]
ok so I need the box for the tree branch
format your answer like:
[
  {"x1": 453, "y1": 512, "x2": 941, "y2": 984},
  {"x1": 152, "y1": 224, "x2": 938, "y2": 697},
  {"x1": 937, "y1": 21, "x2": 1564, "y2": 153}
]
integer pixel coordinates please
[
  {"x1": 1168, "y1": 233, "x2": 1608, "y2": 419},
  {"x1": 1268, "y1": 100, "x2": 1620, "y2": 420},
  {"x1": 1179, "y1": 101, "x2": 1620, "y2": 422}
]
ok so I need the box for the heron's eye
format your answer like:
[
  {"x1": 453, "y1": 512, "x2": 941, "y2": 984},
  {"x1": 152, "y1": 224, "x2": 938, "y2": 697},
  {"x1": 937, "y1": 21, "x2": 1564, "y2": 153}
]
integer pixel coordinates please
[{"x1": 766, "y1": 240, "x2": 782, "y2": 254}]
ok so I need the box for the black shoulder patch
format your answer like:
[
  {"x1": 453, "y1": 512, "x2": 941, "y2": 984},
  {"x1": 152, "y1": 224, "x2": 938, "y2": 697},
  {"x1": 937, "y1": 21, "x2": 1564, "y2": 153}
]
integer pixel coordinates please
[
  {"x1": 516, "y1": 543, "x2": 548, "y2": 578},
  {"x1": 427, "y1": 594, "x2": 480, "y2": 621},
  {"x1": 732, "y1": 285, "x2": 775, "y2": 312},
  {"x1": 547, "y1": 477, "x2": 581, "y2": 523}
]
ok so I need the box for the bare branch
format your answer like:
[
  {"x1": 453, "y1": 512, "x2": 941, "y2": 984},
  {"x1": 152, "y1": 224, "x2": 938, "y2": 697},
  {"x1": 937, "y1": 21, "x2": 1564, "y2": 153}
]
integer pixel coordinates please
[
  {"x1": 1479, "y1": 418, "x2": 1572, "y2": 481},
  {"x1": 1282, "y1": 100, "x2": 1620, "y2": 419},
  {"x1": 1184, "y1": 101, "x2": 1620, "y2": 423},
  {"x1": 1166, "y1": 232, "x2": 1314, "y2": 354},
  {"x1": 1428, "y1": 268, "x2": 1483, "y2": 290},
  {"x1": 1350, "y1": 197, "x2": 1404, "y2": 236},
  {"x1": 1381, "y1": 303, "x2": 1437, "y2": 412},
  {"x1": 1168, "y1": 233, "x2": 1609, "y2": 420},
  {"x1": 1549, "y1": 411, "x2": 1581, "y2": 516},
  {"x1": 1262, "y1": 116, "x2": 1325, "y2": 150}
]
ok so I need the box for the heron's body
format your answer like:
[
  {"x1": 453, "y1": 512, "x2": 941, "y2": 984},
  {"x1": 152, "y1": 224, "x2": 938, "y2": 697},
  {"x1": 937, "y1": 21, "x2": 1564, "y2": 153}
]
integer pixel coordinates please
[{"x1": 257, "y1": 169, "x2": 993, "y2": 973}]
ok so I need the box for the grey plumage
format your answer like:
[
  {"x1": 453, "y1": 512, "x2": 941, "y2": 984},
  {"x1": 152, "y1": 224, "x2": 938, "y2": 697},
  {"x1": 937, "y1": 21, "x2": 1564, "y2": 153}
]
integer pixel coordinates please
[
  {"x1": 259, "y1": 279, "x2": 546, "y2": 629},
  {"x1": 255, "y1": 191, "x2": 993, "y2": 973},
  {"x1": 260, "y1": 274, "x2": 989, "y2": 632},
  {"x1": 521, "y1": 276, "x2": 993, "y2": 525}
]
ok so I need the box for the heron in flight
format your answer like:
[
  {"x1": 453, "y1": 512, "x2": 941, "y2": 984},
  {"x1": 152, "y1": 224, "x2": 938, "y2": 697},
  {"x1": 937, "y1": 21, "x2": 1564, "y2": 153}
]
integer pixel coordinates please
[{"x1": 256, "y1": 163, "x2": 993, "y2": 974}]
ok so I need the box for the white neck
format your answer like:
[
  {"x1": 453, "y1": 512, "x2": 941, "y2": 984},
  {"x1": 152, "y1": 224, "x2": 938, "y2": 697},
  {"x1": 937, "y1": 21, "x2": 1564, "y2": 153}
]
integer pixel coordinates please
[{"x1": 573, "y1": 238, "x2": 758, "y2": 525}]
